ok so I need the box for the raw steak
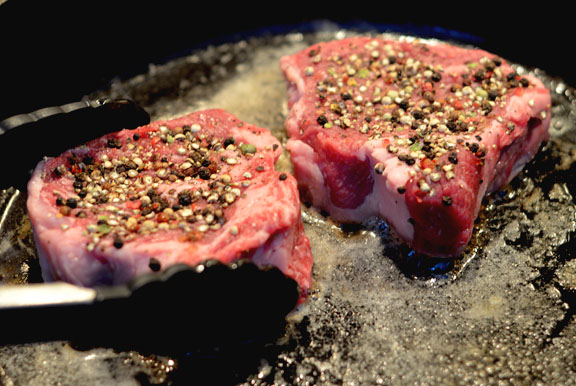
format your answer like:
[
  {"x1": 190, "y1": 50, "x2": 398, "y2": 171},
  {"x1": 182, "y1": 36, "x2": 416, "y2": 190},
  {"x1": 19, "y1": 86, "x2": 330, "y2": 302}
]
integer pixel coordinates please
[
  {"x1": 26, "y1": 109, "x2": 312, "y2": 301},
  {"x1": 281, "y1": 36, "x2": 551, "y2": 257}
]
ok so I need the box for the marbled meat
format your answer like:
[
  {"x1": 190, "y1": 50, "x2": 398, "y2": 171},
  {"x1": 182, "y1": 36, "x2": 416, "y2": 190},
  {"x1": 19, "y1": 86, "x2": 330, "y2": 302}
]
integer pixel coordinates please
[
  {"x1": 281, "y1": 36, "x2": 551, "y2": 257},
  {"x1": 26, "y1": 109, "x2": 313, "y2": 301}
]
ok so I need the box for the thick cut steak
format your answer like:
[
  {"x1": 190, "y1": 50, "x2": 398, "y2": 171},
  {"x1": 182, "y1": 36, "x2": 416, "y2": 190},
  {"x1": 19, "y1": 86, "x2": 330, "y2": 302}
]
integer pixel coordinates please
[
  {"x1": 281, "y1": 36, "x2": 551, "y2": 257},
  {"x1": 26, "y1": 109, "x2": 312, "y2": 301}
]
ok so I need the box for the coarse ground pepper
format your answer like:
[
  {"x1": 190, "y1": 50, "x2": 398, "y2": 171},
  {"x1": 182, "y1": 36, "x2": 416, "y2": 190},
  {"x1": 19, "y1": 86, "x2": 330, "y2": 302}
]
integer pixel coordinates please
[
  {"x1": 50, "y1": 122, "x2": 265, "y2": 252},
  {"x1": 306, "y1": 38, "x2": 547, "y2": 200}
]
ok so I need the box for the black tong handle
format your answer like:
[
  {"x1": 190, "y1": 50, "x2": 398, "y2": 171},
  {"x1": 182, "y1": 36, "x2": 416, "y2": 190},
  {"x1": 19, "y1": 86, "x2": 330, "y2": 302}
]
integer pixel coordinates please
[
  {"x1": 0, "y1": 98, "x2": 150, "y2": 190},
  {"x1": 0, "y1": 261, "x2": 299, "y2": 353}
]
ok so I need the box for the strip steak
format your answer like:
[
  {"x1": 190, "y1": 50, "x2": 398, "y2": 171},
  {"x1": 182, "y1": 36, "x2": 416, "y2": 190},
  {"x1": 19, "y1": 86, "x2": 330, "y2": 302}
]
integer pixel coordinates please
[
  {"x1": 26, "y1": 109, "x2": 313, "y2": 301},
  {"x1": 281, "y1": 36, "x2": 551, "y2": 257}
]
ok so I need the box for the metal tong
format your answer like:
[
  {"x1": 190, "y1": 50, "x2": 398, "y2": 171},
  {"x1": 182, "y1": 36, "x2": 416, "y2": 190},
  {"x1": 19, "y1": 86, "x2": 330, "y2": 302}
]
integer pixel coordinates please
[
  {"x1": 0, "y1": 100, "x2": 299, "y2": 353},
  {"x1": 0, "y1": 260, "x2": 299, "y2": 353},
  {"x1": 0, "y1": 98, "x2": 150, "y2": 190}
]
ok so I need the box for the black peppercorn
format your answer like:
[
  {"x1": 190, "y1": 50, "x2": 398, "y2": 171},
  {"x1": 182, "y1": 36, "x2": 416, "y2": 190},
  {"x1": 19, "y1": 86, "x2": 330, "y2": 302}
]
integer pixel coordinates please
[{"x1": 149, "y1": 258, "x2": 161, "y2": 272}]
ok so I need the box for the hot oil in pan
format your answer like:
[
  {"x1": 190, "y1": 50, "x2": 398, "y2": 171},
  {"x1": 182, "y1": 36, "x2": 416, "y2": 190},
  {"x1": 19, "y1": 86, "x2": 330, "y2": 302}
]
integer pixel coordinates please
[{"x1": 2, "y1": 28, "x2": 576, "y2": 385}]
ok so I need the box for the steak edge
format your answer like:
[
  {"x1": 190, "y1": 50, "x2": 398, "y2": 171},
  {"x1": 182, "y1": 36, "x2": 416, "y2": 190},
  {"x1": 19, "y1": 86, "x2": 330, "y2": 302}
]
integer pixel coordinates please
[
  {"x1": 26, "y1": 109, "x2": 313, "y2": 301},
  {"x1": 281, "y1": 36, "x2": 551, "y2": 257}
]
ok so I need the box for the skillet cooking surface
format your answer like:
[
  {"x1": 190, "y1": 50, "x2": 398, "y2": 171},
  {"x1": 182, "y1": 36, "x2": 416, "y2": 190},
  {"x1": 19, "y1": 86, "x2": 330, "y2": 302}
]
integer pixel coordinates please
[{"x1": 2, "y1": 26, "x2": 576, "y2": 385}]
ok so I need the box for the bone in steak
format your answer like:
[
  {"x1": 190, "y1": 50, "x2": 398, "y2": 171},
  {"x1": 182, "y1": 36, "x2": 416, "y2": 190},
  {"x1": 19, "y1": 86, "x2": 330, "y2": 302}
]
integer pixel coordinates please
[
  {"x1": 281, "y1": 36, "x2": 551, "y2": 257},
  {"x1": 26, "y1": 109, "x2": 312, "y2": 301}
]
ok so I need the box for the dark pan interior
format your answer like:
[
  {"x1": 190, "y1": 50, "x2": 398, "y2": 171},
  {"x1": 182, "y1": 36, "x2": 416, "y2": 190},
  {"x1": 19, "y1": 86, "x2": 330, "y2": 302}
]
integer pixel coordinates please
[
  {"x1": 2, "y1": 4, "x2": 576, "y2": 385},
  {"x1": 0, "y1": 2, "x2": 573, "y2": 120}
]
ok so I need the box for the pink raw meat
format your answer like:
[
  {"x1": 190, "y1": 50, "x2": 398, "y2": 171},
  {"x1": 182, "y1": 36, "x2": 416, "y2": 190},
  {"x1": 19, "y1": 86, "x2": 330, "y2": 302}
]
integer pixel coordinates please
[
  {"x1": 26, "y1": 109, "x2": 313, "y2": 301},
  {"x1": 281, "y1": 36, "x2": 551, "y2": 257}
]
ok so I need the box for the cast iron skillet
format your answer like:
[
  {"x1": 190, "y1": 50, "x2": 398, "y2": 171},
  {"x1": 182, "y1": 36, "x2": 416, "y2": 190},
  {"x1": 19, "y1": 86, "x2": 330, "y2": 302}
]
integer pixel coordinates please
[{"x1": 2, "y1": 9, "x2": 576, "y2": 386}]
